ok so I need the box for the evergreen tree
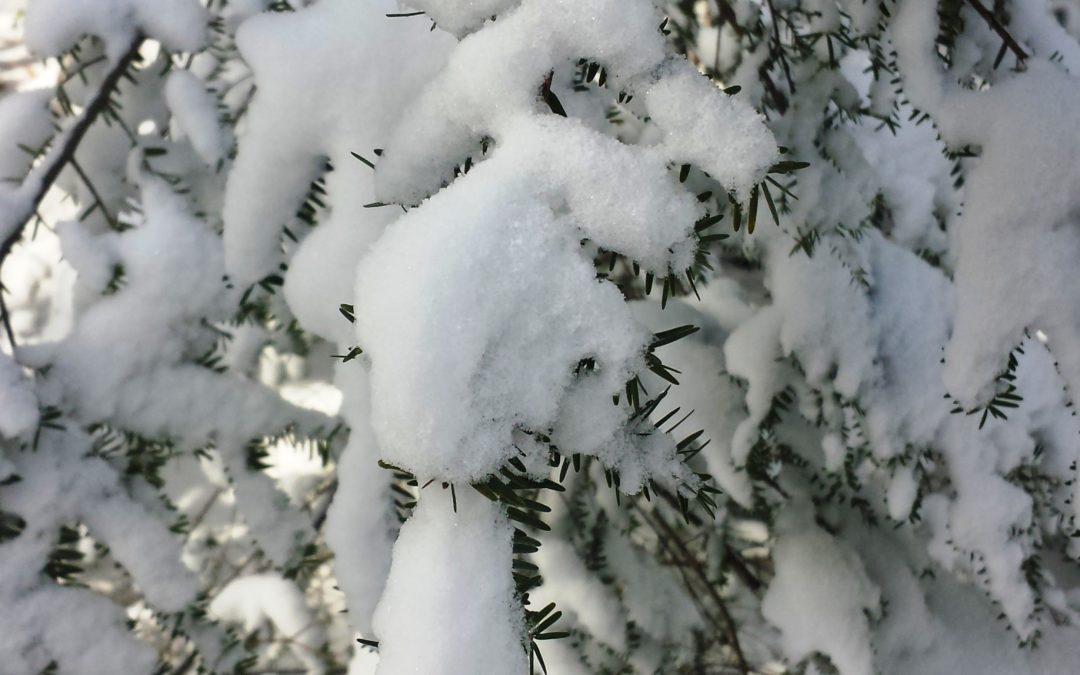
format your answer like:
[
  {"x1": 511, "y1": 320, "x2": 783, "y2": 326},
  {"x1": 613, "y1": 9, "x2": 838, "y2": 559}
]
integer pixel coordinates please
[{"x1": 2, "y1": 0, "x2": 1080, "y2": 673}]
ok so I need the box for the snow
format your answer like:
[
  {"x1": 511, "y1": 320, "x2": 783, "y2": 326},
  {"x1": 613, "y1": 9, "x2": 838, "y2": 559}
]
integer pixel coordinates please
[
  {"x1": 0, "y1": 351, "x2": 37, "y2": 437},
  {"x1": 371, "y1": 489, "x2": 526, "y2": 674},
  {"x1": 0, "y1": 431, "x2": 197, "y2": 673},
  {"x1": 534, "y1": 538, "x2": 627, "y2": 651},
  {"x1": 164, "y1": 70, "x2": 228, "y2": 167},
  {"x1": 356, "y1": 154, "x2": 651, "y2": 483},
  {"x1": 644, "y1": 65, "x2": 777, "y2": 201},
  {"x1": 24, "y1": 0, "x2": 208, "y2": 61},
  {"x1": 0, "y1": 90, "x2": 53, "y2": 181},
  {"x1": 374, "y1": 0, "x2": 775, "y2": 207},
  {"x1": 223, "y1": 0, "x2": 454, "y2": 289},
  {"x1": 762, "y1": 507, "x2": 881, "y2": 675},
  {"x1": 222, "y1": 0, "x2": 456, "y2": 642},
  {"x1": 210, "y1": 574, "x2": 326, "y2": 675},
  {"x1": 632, "y1": 298, "x2": 754, "y2": 506},
  {"x1": 323, "y1": 366, "x2": 395, "y2": 636},
  {"x1": 358, "y1": 0, "x2": 775, "y2": 494},
  {"x1": 403, "y1": 0, "x2": 519, "y2": 36},
  {"x1": 4, "y1": 0, "x2": 1080, "y2": 671}
]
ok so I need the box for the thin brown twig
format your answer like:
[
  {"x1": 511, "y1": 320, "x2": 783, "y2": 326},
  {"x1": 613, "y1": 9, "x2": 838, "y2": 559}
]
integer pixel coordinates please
[
  {"x1": 967, "y1": 0, "x2": 1028, "y2": 63},
  {"x1": 637, "y1": 502, "x2": 751, "y2": 674}
]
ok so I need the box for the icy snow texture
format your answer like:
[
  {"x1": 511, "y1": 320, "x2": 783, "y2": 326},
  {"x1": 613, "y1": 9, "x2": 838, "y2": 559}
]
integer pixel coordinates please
[
  {"x1": 725, "y1": 223, "x2": 1070, "y2": 637},
  {"x1": 404, "y1": 0, "x2": 520, "y2": 36},
  {"x1": 359, "y1": 0, "x2": 775, "y2": 488},
  {"x1": 357, "y1": 139, "x2": 651, "y2": 482},
  {"x1": 893, "y1": 0, "x2": 1080, "y2": 408},
  {"x1": 323, "y1": 365, "x2": 395, "y2": 636},
  {"x1": 371, "y1": 490, "x2": 526, "y2": 674},
  {"x1": 632, "y1": 298, "x2": 754, "y2": 506},
  {"x1": 0, "y1": 90, "x2": 53, "y2": 181},
  {"x1": 644, "y1": 67, "x2": 777, "y2": 201},
  {"x1": 0, "y1": 89, "x2": 55, "y2": 245},
  {"x1": 21, "y1": 178, "x2": 330, "y2": 565}
]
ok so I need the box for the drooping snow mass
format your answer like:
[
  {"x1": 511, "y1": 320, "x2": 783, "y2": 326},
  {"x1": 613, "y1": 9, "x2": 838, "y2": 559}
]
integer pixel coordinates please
[
  {"x1": 223, "y1": 0, "x2": 454, "y2": 291},
  {"x1": 28, "y1": 179, "x2": 328, "y2": 447},
  {"x1": 353, "y1": 0, "x2": 775, "y2": 668},
  {"x1": 371, "y1": 490, "x2": 526, "y2": 674},
  {"x1": 403, "y1": 0, "x2": 519, "y2": 37},
  {"x1": 164, "y1": 70, "x2": 228, "y2": 167},
  {"x1": 359, "y1": 0, "x2": 776, "y2": 489},
  {"x1": 893, "y1": 0, "x2": 1080, "y2": 410},
  {"x1": 356, "y1": 141, "x2": 656, "y2": 483},
  {"x1": 0, "y1": 430, "x2": 197, "y2": 673},
  {"x1": 221, "y1": 0, "x2": 454, "y2": 639},
  {"x1": 762, "y1": 507, "x2": 881, "y2": 675},
  {"x1": 644, "y1": 67, "x2": 778, "y2": 201},
  {"x1": 322, "y1": 365, "x2": 395, "y2": 636},
  {"x1": 0, "y1": 90, "x2": 53, "y2": 181},
  {"x1": 0, "y1": 351, "x2": 37, "y2": 437},
  {"x1": 632, "y1": 298, "x2": 754, "y2": 506},
  {"x1": 0, "y1": 89, "x2": 55, "y2": 244}
]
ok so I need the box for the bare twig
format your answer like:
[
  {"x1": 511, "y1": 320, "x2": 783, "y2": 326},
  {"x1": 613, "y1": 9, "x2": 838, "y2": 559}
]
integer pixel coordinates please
[
  {"x1": 967, "y1": 0, "x2": 1028, "y2": 64},
  {"x1": 637, "y1": 502, "x2": 751, "y2": 674}
]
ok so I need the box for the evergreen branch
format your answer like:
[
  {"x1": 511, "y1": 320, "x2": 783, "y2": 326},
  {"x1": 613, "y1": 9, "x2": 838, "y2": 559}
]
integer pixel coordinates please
[
  {"x1": 70, "y1": 156, "x2": 119, "y2": 230},
  {"x1": 765, "y1": 0, "x2": 796, "y2": 95},
  {"x1": 0, "y1": 35, "x2": 144, "y2": 349},
  {"x1": 58, "y1": 54, "x2": 108, "y2": 87}
]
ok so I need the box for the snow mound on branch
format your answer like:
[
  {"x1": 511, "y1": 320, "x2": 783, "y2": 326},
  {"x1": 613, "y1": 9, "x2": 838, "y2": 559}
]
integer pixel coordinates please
[
  {"x1": 360, "y1": 0, "x2": 776, "y2": 487},
  {"x1": 24, "y1": 0, "x2": 208, "y2": 60},
  {"x1": 762, "y1": 508, "x2": 881, "y2": 675},
  {"x1": 164, "y1": 70, "x2": 228, "y2": 167},
  {"x1": 223, "y1": 0, "x2": 453, "y2": 291},
  {"x1": 355, "y1": 150, "x2": 650, "y2": 482},
  {"x1": 375, "y1": 0, "x2": 776, "y2": 207}
]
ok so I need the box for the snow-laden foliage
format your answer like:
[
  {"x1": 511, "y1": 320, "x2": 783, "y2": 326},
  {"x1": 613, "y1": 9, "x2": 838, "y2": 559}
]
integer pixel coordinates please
[{"x1": 4, "y1": 0, "x2": 1080, "y2": 673}]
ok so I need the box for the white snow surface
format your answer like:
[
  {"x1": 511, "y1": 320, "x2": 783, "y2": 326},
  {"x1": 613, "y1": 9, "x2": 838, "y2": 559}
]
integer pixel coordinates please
[
  {"x1": 371, "y1": 490, "x2": 526, "y2": 674},
  {"x1": 24, "y1": 0, "x2": 208, "y2": 60}
]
